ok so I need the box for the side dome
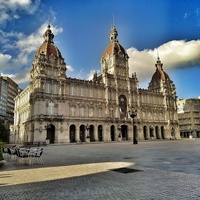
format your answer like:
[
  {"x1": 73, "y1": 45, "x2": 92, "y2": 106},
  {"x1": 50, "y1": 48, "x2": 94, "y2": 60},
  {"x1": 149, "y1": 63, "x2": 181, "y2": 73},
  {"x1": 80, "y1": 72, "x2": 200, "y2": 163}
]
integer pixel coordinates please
[
  {"x1": 35, "y1": 24, "x2": 63, "y2": 59},
  {"x1": 148, "y1": 56, "x2": 174, "y2": 93},
  {"x1": 151, "y1": 69, "x2": 170, "y2": 82},
  {"x1": 102, "y1": 26, "x2": 126, "y2": 59},
  {"x1": 150, "y1": 57, "x2": 171, "y2": 83}
]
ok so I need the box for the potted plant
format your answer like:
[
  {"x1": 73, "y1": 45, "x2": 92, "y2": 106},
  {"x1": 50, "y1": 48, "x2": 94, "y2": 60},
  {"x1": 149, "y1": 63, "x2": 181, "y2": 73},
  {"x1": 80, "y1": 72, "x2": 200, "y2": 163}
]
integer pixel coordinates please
[{"x1": 0, "y1": 142, "x2": 6, "y2": 167}]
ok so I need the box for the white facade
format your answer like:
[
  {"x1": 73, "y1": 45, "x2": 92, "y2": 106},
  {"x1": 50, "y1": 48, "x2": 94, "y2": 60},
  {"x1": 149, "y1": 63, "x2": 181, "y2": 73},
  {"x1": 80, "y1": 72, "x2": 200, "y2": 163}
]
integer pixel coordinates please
[
  {"x1": 177, "y1": 98, "x2": 200, "y2": 138},
  {"x1": 12, "y1": 25, "x2": 179, "y2": 144}
]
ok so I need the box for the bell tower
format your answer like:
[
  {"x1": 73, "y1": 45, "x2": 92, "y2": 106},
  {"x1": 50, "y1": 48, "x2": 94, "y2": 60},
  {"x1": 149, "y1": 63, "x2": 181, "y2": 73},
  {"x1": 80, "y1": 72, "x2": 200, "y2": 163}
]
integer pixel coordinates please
[
  {"x1": 101, "y1": 26, "x2": 129, "y2": 79},
  {"x1": 100, "y1": 26, "x2": 138, "y2": 119},
  {"x1": 29, "y1": 24, "x2": 67, "y2": 95}
]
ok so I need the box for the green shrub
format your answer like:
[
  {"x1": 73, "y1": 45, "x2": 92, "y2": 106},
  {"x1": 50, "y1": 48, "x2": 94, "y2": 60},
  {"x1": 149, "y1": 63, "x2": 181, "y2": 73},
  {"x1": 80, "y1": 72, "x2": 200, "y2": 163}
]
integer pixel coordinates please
[
  {"x1": 0, "y1": 142, "x2": 4, "y2": 161},
  {"x1": 0, "y1": 121, "x2": 9, "y2": 142}
]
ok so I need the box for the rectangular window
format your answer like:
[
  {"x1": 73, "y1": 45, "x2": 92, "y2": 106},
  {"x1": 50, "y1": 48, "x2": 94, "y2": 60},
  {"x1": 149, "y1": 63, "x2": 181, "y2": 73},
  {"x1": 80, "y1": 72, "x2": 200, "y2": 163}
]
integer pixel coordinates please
[
  {"x1": 80, "y1": 107, "x2": 84, "y2": 116},
  {"x1": 142, "y1": 111, "x2": 145, "y2": 119},
  {"x1": 98, "y1": 90, "x2": 101, "y2": 98},
  {"x1": 54, "y1": 84, "x2": 58, "y2": 94},
  {"x1": 70, "y1": 86, "x2": 75, "y2": 95},
  {"x1": 89, "y1": 89, "x2": 93, "y2": 97},
  {"x1": 98, "y1": 108, "x2": 102, "y2": 117},
  {"x1": 80, "y1": 87, "x2": 84, "y2": 96},
  {"x1": 49, "y1": 102, "x2": 54, "y2": 115},
  {"x1": 46, "y1": 83, "x2": 51, "y2": 93},
  {"x1": 89, "y1": 108, "x2": 93, "y2": 117},
  {"x1": 70, "y1": 107, "x2": 75, "y2": 116}
]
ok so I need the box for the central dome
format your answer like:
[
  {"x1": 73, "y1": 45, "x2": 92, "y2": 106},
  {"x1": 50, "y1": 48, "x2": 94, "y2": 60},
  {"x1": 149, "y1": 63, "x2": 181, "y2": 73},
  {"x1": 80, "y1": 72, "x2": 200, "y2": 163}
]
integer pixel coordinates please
[
  {"x1": 35, "y1": 24, "x2": 63, "y2": 59},
  {"x1": 102, "y1": 26, "x2": 126, "y2": 59}
]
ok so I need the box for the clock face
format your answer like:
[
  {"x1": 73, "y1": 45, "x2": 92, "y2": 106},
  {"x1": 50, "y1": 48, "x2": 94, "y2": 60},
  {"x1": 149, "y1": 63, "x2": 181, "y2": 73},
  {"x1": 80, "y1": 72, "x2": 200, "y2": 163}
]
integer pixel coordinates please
[
  {"x1": 108, "y1": 68, "x2": 114, "y2": 74},
  {"x1": 119, "y1": 82, "x2": 125, "y2": 88}
]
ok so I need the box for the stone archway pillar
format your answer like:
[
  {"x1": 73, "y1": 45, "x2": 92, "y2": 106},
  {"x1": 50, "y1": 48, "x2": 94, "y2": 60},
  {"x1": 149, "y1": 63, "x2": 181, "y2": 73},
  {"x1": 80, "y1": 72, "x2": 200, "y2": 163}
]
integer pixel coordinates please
[
  {"x1": 115, "y1": 126, "x2": 119, "y2": 141},
  {"x1": 104, "y1": 124, "x2": 110, "y2": 142},
  {"x1": 75, "y1": 125, "x2": 79, "y2": 142},
  {"x1": 94, "y1": 125, "x2": 98, "y2": 141},
  {"x1": 156, "y1": 127, "x2": 160, "y2": 139},
  {"x1": 65, "y1": 125, "x2": 70, "y2": 143},
  {"x1": 57, "y1": 123, "x2": 68, "y2": 143}
]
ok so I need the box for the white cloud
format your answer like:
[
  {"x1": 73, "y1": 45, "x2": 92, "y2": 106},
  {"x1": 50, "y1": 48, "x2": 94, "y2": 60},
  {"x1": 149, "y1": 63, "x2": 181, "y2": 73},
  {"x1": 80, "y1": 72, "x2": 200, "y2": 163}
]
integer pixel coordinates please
[
  {"x1": 67, "y1": 65, "x2": 74, "y2": 72},
  {"x1": 87, "y1": 69, "x2": 101, "y2": 80},
  {"x1": 0, "y1": 23, "x2": 63, "y2": 69},
  {"x1": 127, "y1": 39, "x2": 200, "y2": 84},
  {"x1": 0, "y1": 23, "x2": 63, "y2": 85},
  {"x1": 0, "y1": 53, "x2": 12, "y2": 65},
  {"x1": 16, "y1": 23, "x2": 63, "y2": 55},
  {"x1": 0, "y1": 0, "x2": 41, "y2": 25},
  {"x1": 1, "y1": 67, "x2": 30, "y2": 85},
  {"x1": 0, "y1": 54, "x2": 12, "y2": 70}
]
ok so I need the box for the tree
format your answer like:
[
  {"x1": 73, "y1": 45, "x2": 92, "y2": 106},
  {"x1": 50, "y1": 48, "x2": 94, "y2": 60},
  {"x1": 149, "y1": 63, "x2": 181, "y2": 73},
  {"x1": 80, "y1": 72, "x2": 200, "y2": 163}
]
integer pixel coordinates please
[
  {"x1": 0, "y1": 121, "x2": 9, "y2": 142},
  {"x1": 0, "y1": 142, "x2": 3, "y2": 161}
]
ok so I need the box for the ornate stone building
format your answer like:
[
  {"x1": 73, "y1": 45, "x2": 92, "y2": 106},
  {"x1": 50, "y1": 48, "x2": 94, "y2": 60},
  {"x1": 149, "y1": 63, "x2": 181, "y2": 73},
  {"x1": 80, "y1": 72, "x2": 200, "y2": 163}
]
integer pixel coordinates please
[{"x1": 11, "y1": 24, "x2": 179, "y2": 144}]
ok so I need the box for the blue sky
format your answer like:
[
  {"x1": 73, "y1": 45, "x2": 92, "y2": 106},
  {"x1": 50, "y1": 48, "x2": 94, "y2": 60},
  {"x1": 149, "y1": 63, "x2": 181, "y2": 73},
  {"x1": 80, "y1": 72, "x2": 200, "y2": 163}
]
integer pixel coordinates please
[{"x1": 0, "y1": 0, "x2": 200, "y2": 99}]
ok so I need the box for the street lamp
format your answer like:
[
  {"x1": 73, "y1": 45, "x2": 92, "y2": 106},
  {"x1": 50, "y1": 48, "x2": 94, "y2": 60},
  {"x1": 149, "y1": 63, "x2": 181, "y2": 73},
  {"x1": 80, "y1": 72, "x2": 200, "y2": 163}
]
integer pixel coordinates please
[
  {"x1": 45, "y1": 123, "x2": 51, "y2": 129},
  {"x1": 129, "y1": 108, "x2": 138, "y2": 144}
]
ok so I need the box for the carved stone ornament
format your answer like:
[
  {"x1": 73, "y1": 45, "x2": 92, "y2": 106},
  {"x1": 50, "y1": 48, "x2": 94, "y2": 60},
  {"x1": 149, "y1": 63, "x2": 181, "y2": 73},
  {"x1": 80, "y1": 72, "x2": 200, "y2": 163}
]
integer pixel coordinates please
[{"x1": 39, "y1": 127, "x2": 43, "y2": 132}]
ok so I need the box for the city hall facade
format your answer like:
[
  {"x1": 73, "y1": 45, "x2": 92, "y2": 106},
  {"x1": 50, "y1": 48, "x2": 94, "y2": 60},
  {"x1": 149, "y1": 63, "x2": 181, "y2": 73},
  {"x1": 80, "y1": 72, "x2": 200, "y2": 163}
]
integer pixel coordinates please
[{"x1": 11, "y1": 24, "x2": 179, "y2": 144}]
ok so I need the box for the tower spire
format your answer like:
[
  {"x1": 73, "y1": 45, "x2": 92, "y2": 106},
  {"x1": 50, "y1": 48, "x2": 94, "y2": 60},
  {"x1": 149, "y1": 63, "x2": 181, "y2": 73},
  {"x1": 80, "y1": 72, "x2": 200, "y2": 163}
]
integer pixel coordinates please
[
  {"x1": 43, "y1": 23, "x2": 54, "y2": 43},
  {"x1": 112, "y1": 13, "x2": 115, "y2": 27},
  {"x1": 48, "y1": 15, "x2": 50, "y2": 25},
  {"x1": 157, "y1": 49, "x2": 160, "y2": 60},
  {"x1": 155, "y1": 51, "x2": 163, "y2": 70}
]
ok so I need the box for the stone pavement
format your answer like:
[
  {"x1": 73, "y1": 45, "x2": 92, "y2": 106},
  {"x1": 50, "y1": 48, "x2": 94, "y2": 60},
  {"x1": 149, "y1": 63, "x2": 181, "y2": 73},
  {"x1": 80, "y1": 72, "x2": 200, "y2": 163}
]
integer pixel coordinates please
[{"x1": 0, "y1": 140, "x2": 200, "y2": 200}]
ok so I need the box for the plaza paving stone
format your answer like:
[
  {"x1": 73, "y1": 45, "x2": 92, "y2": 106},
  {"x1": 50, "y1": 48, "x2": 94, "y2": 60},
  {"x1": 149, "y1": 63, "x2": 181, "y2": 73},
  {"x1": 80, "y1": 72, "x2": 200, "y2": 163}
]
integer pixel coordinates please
[{"x1": 0, "y1": 139, "x2": 200, "y2": 199}]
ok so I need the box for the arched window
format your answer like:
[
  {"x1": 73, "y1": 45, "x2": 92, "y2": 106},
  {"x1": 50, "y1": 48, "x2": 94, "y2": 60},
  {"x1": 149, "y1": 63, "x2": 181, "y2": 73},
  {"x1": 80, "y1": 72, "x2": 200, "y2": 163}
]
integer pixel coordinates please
[{"x1": 118, "y1": 95, "x2": 127, "y2": 119}]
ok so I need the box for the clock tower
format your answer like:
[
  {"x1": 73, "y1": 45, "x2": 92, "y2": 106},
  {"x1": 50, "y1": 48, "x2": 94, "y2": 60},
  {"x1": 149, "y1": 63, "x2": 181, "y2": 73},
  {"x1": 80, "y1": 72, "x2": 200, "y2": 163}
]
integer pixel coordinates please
[{"x1": 101, "y1": 26, "x2": 138, "y2": 119}]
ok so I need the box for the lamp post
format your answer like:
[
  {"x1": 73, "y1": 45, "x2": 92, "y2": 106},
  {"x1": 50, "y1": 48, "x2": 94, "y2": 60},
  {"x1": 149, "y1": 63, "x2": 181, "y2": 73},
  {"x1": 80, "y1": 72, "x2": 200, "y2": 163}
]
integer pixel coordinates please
[
  {"x1": 129, "y1": 108, "x2": 138, "y2": 144},
  {"x1": 45, "y1": 123, "x2": 51, "y2": 130}
]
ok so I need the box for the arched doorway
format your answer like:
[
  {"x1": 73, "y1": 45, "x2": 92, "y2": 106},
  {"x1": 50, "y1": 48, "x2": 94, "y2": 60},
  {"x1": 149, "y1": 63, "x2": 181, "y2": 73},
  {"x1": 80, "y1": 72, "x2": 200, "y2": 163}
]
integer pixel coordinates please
[
  {"x1": 143, "y1": 126, "x2": 148, "y2": 140},
  {"x1": 80, "y1": 125, "x2": 85, "y2": 142},
  {"x1": 69, "y1": 124, "x2": 76, "y2": 143},
  {"x1": 121, "y1": 125, "x2": 128, "y2": 140},
  {"x1": 98, "y1": 125, "x2": 103, "y2": 141},
  {"x1": 89, "y1": 125, "x2": 95, "y2": 142},
  {"x1": 155, "y1": 126, "x2": 160, "y2": 139},
  {"x1": 110, "y1": 125, "x2": 115, "y2": 141},
  {"x1": 161, "y1": 126, "x2": 165, "y2": 139},
  {"x1": 149, "y1": 126, "x2": 154, "y2": 138},
  {"x1": 46, "y1": 124, "x2": 55, "y2": 144}
]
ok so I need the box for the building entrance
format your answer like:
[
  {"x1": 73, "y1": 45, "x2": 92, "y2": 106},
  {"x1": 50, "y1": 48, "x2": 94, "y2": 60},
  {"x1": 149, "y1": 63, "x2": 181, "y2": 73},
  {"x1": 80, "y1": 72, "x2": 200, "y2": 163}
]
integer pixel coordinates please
[{"x1": 46, "y1": 124, "x2": 55, "y2": 143}]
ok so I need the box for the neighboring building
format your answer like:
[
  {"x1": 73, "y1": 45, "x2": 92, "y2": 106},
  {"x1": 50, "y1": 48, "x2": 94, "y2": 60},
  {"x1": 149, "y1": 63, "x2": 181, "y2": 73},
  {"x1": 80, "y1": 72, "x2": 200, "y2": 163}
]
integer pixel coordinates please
[
  {"x1": 12, "y1": 24, "x2": 179, "y2": 144},
  {"x1": 177, "y1": 98, "x2": 200, "y2": 138},
  {"x1": 0, "y1": 76, "x2": 20, "y2": 125}
]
